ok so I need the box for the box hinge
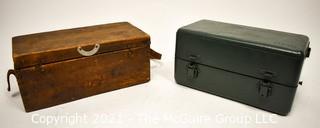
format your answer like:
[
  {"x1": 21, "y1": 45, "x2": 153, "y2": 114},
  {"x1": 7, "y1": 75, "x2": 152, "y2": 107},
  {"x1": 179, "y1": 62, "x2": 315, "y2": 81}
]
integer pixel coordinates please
[{"x1": 258, "y1": 80, "x2": 272, "y2": 98}]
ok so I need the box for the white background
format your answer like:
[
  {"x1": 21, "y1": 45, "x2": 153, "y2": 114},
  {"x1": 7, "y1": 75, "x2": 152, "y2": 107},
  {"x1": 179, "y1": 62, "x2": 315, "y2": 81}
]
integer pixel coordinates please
[{"x1": 1, "y1": 0, "x2": 319, "y2": 128}]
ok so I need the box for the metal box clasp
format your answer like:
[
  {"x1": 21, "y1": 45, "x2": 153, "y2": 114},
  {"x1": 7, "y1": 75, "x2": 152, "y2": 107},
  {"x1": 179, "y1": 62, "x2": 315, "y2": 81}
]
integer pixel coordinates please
[
  {"x1": 258, "y1": 80, "x2": 272, "y2": 98},
  {"x1": 187, "y1": 63, "x2": 198, "y2": 79}
]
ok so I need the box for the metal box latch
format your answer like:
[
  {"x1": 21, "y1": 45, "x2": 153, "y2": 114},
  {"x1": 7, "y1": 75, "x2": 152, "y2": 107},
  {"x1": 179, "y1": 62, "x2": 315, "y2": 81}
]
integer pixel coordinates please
[
  {"x1": 258, "y1": 80, "x2": 272, "y2": 98},
  {"x1": 187, "y1": 63, "x2": 198, "y2": 79}
]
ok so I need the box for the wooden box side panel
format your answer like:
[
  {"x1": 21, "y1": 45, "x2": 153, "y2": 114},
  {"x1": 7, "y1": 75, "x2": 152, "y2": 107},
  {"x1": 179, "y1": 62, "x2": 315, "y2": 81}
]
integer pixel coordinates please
[{"x1": 16, "y1": 46, "x2": 150, "y2": 112}]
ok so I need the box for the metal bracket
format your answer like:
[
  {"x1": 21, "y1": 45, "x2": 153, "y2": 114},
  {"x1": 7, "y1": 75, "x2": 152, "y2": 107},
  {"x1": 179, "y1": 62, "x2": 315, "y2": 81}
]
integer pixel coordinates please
[
  {"x1": 77, "y1": 44, "x2": 100, "y2": 57},
  {"x1": 7, "y1": 69, "x2": 16, "y2": 91},
  {"x1": 258, "y1": 80, "x2": 272, "y2": 98}
]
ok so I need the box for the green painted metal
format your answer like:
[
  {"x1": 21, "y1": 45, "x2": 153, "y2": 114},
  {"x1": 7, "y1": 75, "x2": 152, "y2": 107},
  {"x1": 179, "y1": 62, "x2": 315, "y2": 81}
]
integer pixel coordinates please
[{"x1": 175, "y1": 20, "x2": 311, "y2": 116}]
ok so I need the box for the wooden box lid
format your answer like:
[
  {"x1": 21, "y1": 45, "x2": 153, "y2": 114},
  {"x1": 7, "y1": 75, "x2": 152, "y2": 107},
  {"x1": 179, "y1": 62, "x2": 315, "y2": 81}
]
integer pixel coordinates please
[{"x1": 12, "y1": 22, "x2": 150, "y2": 69}]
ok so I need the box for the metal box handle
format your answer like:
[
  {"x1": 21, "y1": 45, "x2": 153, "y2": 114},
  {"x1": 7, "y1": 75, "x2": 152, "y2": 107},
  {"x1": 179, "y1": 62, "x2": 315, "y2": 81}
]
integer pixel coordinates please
[{"x1": 77, "y1": 44, "x2": 100, "y2": 57}]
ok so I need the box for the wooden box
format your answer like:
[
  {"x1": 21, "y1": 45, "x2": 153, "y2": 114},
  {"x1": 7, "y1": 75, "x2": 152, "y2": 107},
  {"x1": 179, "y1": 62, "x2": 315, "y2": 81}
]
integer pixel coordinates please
[{"x1": 7, "y1": 22, "x2": 161, "y2": 112}]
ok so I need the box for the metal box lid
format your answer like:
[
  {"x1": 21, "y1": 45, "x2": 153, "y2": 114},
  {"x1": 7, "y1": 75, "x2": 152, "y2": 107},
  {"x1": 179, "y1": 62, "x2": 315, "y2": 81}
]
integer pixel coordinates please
[
  {"x1": 180, "y1": 20, "x2": 310, "y2": 56},
  {"x1": 176, "y1": 20, "x2": 310, "y2": 86}
]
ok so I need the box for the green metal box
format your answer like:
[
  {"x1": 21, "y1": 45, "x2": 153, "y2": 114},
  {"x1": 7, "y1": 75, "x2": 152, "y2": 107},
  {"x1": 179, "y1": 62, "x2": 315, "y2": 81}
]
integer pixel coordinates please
[{"x1": 175, "y1": 20, "x2": 311, "y2": 115}]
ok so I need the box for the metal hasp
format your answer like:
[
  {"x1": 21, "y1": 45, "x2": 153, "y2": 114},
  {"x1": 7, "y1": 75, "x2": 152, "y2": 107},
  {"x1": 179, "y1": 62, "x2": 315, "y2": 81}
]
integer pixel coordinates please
[
  {"x1": 187, "y1": 63, "x2": 198, "y2": 79},
  {"x1": 186, "y1": 55, "x2": 199, "y2": 80},
  {"x1": 258, "y1": 71, "x2": 275, "y2": 97},
  {"x1": 77, "y1": 44, "x2": 100, "y2": 57},
  {"x1": 258, "y1": 80, "x2": 272, "y2": 98}
]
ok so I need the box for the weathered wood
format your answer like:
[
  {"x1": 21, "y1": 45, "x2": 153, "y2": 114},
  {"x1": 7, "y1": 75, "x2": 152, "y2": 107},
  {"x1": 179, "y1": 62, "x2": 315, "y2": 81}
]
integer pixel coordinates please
[
  {"x1": 17, "y1": 46, "x2": 150, "y2": 112},
  {"x1": 12, "y1": 22, "x2": 150, "y2": 69},
  {"x1": 8, "y1": 22, "x2": 161, "y2": 112}
]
